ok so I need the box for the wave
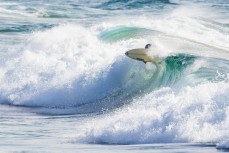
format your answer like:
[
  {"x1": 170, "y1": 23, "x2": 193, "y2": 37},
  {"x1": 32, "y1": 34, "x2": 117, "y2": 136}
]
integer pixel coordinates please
[
  {"x1": 36, "y1": 10, "x2": 70, "y2": 18},
  {"x1": 0, "y1": 23, "x2": 54, "y2": 33},
  {"x1": 0, "y1": 5, "x2": 229, "y2": 115},
  {"x1": 73, "y1": 81, "x2": 229, "y2": 144},
  {"x1": 95, "y1": 0, "x2": 172, "y2": 10}
]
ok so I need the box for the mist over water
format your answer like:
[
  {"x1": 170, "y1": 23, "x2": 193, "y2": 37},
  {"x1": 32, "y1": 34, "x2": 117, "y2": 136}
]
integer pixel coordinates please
[{"x1": 0, "y1": 0, "x2": 229, "y2": 152}]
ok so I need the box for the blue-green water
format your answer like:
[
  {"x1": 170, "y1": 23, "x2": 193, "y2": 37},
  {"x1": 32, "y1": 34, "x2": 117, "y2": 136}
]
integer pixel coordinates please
[{"x1": 0, "y1": 0, "x2": 229, "y2": 152}]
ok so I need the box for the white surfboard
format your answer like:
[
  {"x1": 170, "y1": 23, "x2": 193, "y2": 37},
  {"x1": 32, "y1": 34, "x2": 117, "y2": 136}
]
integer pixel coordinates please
[{"x1": 125, "y1": 48, "x2": 160, "y2": 64}]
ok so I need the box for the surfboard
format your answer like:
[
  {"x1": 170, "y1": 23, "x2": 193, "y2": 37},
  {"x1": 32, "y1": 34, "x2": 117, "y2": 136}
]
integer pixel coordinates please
[{"x1": 125, "y1": 48, "x2": 160, "y2": 64}]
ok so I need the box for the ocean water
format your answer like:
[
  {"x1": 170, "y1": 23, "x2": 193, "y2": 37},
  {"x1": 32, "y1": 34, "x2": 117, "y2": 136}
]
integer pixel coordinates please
[{"x1": 0, "y1": 0, "x2": 229, "y2": 152}]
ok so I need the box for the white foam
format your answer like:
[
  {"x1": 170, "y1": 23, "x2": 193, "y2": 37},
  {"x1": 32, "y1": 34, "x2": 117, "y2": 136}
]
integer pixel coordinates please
[
  {"x1": 0, "y1": 24, "x2": 148, "y2": 107},
  {"x1": 74, "y1": 82, "x2": 229, "y2": 144}
]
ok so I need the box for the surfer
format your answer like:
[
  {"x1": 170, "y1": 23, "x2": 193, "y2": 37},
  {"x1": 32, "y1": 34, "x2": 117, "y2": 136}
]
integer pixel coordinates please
[{"x1": 145, "y1": 44, "x2": 151, "y2": 49}]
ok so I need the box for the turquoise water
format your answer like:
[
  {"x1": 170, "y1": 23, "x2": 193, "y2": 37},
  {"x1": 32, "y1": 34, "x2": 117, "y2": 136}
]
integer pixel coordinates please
[{"x1": 0, "y1": 0, "x2": 229, "y2": 152}]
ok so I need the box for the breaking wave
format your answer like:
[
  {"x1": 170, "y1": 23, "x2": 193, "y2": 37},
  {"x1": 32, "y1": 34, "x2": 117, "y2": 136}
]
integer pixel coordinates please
[{"x1": 0, "y1": 4, "x2": 229, "y2": 149}]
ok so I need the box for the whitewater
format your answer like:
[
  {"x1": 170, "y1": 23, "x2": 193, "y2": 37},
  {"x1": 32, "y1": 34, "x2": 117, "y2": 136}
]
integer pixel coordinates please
[{"x1": 0, "y1": 0, "x2": 229, "y2": 152}]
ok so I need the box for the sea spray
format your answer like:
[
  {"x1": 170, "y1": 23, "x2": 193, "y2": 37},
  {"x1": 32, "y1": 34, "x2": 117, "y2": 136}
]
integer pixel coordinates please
[{"x1": 74, "y1": 82, "x2": 229, "y2": 144}]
